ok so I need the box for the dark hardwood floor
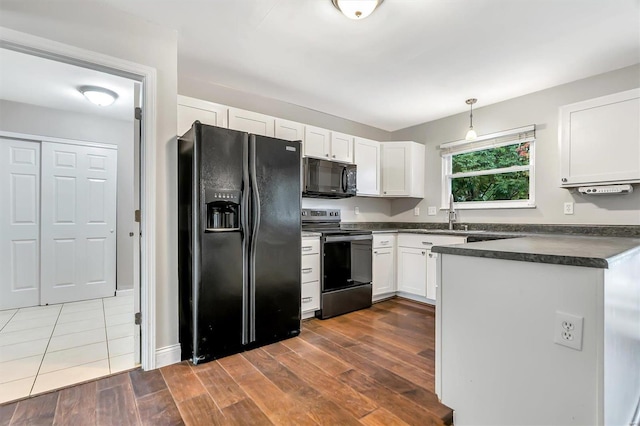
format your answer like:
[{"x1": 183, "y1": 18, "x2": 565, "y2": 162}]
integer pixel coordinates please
[{"x1": 0, "y1": 298, "x2": 452, "y2": 425}]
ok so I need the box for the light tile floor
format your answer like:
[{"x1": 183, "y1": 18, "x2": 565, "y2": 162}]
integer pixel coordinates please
[{"x1": 0, "y1": 295, "x2": 138, "y2": 404}]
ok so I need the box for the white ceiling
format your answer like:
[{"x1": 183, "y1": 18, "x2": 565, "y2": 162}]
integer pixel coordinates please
[
  {"x1": 104, "y1": 0, "x2": 640, "y2": 131},
  {"x1": 0, "y1": 48, "x2": 135, "y2": 122}
]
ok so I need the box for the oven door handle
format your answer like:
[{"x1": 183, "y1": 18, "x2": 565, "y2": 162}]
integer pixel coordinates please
[{"x1": 324, "y1": 234, "x2": 373, "y2": 243}]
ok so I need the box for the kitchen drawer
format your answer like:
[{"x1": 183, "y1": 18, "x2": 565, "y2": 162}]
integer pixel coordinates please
[
  {"x1": 301, "y1": 254, "x2": 320, "y2": 283},
  {"x1": 301, "y1": 281, "x2": 320, "y2": 312},
  {"x1": 373, "y1": 234, "x2": 396, "y2": 249},
  {"x1": 301, "y1": 238, "x2": 320, "y2": 255},
  {"x1": 398, "y1": 233, "x2": 466, "y2": 249}
]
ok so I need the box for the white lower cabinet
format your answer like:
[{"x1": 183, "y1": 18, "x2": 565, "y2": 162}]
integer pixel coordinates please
[
  {"x1": 301, "y1": 236, "x2": 320, "y2": 319},
  {"x1": 372, "y1": 234, "x2": 396, "y2": 300},
  {"x1": 396, "y1": 233, "x2": 466, "y2": 304},
  {"x1": 397, "y1": 247, "x2": 428, "y2": 297}
]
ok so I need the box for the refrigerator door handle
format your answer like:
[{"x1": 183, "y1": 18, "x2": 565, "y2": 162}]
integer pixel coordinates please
[
  {"x1": 248, "y1": 135, "x2": 259, "y2": 343},
  {"x1": 241, "y1": 134, "x2": 250, "y2": 345}
]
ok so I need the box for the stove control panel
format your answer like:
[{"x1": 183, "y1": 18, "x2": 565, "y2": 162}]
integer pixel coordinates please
[{"x1": 301, "y1": 208, "x2": 341, "y2": 223}]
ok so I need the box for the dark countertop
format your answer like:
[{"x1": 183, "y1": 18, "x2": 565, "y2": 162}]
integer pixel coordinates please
[{"x1": 431, "y1": 235, "x2": 640, "y2": 268}]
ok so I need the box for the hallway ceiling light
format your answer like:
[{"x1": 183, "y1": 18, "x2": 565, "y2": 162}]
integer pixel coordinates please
[
  {"x1": 79, "y1": 85, "x2": 118, "y2": 106},
  {"x1": 332, "y1": 0, "x2": 384, "y2": 20},
  {"x1": 465, "y1": 98, "x2": 478, "y2": 141}
]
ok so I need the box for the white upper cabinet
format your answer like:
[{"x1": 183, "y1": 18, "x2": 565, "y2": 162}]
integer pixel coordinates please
[
  {"x1": 330, "y1": 131, "x2": 354, "y2": 163},
  {"x1": 177, "y1": 95, "x2": 228, "y2": 136},
  {"x1": 275, "y1": 118, "x2": 304, "y2": 142},
  {"x1": 381, "y1": 141, "x2": 425, "y2": 198},
  {"x1": 354, "y1": 137, "x2": 380, "y2": 196},
  {"x1": 304, "y1": 125, "x2": 331, "y2": 159},
  {"x1": 304, "y1": 126, "x2": 354, "y2": 164},
  {"x1": 559, "y1": 88, "x2": 640, "y2": 186},
  {"x1": 228, "y1": 107, "x2": 275, "y2": 137}
]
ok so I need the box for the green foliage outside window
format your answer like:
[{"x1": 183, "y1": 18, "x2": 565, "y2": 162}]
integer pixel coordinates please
[{"x1": 451, "y1": 142, "x2": 530, "y2": 202}]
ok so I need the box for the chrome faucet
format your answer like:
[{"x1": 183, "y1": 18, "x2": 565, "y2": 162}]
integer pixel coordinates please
[{"x1": 448, "y1": 193, "x2": 457, "y2": 230}]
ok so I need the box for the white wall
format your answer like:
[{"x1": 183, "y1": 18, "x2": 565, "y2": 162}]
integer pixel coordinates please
[
  {"x1": 179, "y1": 77, "x2": 392, "y2": 142},
  {"x1": 0, "y1": 99, "x2": 136, "y2": 291},
  {"x1": 0, "y1": 2, "x2": 179, "y2": 350},
  {"x1": 389, "y1": 64, "x2": 640, "y2": 225}
]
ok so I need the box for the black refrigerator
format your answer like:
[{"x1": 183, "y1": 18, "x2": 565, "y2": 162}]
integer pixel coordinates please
[{"x1": 178, "y1": 122, "x2": 301, "y2": 364}]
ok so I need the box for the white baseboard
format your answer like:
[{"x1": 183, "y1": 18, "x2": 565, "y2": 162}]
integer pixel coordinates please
[
  {"x1": 155, "y1": 344, "x2": 181, "y2": 368},
  {"x1": 395, "y1": 292, "x2": 435, "y2": 306},
  {"x1": 116, "y1": 288, "x2": 134, "y2": 297}
]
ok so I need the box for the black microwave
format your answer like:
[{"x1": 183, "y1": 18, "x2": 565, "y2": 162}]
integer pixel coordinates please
[{"x1": 302, "y1": 158, "x2": 357, "y2": 198}]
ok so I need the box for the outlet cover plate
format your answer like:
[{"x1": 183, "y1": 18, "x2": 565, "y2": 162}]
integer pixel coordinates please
[
  {"x1": 564, "y1": 202, "x2": 574, "y2": 215},
  {"x1": 554, "y1": 311, "x2": 583, "y2": 350},
  {"x1": 414, "y1": 207, "x2": 420, "y2": 216},
  {"x1": 428, "y1": 206, "x2": 437, "y2": 216},
  {"x1": 354, "y1": 206, "x2": 360, "y2": 215}
]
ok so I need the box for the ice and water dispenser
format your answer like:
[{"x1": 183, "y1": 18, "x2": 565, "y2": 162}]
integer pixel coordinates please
[{"x1": 205, "y1": 190, "x2": 240, "y2": 231}]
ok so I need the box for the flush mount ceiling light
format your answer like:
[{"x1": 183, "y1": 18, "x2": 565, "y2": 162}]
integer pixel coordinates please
[
  {"x1": 79, "y1": 85, "x2": 118, "y2": 106},
  {"x1": 332, "y1": 0, "x2": 384, "y2": 20},
  {"x1": 465, "y1": 98, "x2": 478, "y2": 141}
]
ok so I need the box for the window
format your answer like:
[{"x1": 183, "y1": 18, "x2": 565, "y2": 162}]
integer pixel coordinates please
[{"x1": 441, "y1": 126, "x2": 535, "y2": 209}]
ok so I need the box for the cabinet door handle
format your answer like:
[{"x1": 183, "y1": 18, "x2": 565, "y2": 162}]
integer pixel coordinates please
[
  {"x1": 422, "y1": 242, "x2": 433, "y2": 245},
  {"x1": 302, "y1": 297, "x2": 313, "y2": 303},
  {"x1": 302, "y1": 246, "x2": 313, "y2": 251},
  {"x1": 302, "y1": 268, "x2": 313, "y2": 273}
]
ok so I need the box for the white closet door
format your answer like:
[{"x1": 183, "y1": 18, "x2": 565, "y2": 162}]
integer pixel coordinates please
[
  {"x1": 41, "y1": 142, "x2": 118, "y2": 304},
  {"x1": 0, "y1": 138, "x2": 41, "y2": 310}
]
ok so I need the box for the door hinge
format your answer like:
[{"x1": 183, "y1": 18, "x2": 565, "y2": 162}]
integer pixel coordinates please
[
  {"x1": 135, "y1": 210, "x2": 141, "y2": 223},
  {"x1": 135, "y1": 107, "x2": 142, "y2": 120},
  {"x1": 135, "y1": 312, "x2": 142, "y2": 325}
]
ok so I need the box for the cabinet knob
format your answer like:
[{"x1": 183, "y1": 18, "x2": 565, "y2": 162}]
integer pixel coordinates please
[
  {"x1": 562, "y1": 178, "x2": 568, "y2": 182},
  {"x1": 384, "y1": 191, "x2": 387, "y2": 194},
  {"x1": 422, "y1": 251, "x2": 426, "y2": 255},
  {"x1": 373, "y1": 251, "x2": 378, "y2": 254},
  {"x1": 326, "y1": 153, "x2": 329, "y2": 157},
  {"x1": 428, "y1": 253, "x2": 432, "y2": 258},
  {"x1": 332, "y1": 154, "x2": 336, "y2": 158}
]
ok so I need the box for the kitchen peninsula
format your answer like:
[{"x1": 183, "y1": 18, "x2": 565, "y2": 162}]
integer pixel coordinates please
[{"x1": 432, "y1": 235, "x2": 640, "y2": 425}]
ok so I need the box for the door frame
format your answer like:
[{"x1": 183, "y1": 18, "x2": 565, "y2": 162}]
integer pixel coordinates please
[{"x1": 0, "y1": 27, "x2": 158, "y2": 370}]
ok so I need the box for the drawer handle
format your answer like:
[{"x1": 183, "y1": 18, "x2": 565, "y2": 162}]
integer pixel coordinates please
[
  {"x1": 302, "y1": 268, "x2": 313, "y2": 273},
  {"x1": 302, "y1": 297, "x2": 313, "y2": 303},
  {"x1": 380, "y1": 240, "x2": 389, "y2": 244},
  {"x1": 302, "y1": 246, "x2": 313, "y2": 251},
  {"x1": 422, "y1": 241, "x2": 433, "y2": 245}
]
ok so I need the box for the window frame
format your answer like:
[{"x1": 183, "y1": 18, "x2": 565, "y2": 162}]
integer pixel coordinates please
[{"x1": 441, "y1": 137, "x2": 536, "y2": 210}]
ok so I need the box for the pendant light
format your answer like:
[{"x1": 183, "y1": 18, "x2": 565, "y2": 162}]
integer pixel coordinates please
[
  {"x1": 79, "y1": 85, "x2": 118, "y2": 106},
  {"x1": 465, "y1": 98, "x2": 478, "y2": 141},
  {"x1": 332, "y1": 0, "x2": 384, "y2": 20}
]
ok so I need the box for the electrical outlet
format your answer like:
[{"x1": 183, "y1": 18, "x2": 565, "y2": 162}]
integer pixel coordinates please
[
  {"x1": 554, "y1": 311, "x2": 583, "y2": 350},
  {"x1": 354, "y1": 206, "x2": 360, "y2": 215},
  {"x1": 414, "y1": 207, "x2": 420, "y2": 216},
  {"x1": 428, "y1": 206, "x2": 437, "y2": 216},
  {"x1": 564, "y1": 202, "x2": 574, "y2": 215}
]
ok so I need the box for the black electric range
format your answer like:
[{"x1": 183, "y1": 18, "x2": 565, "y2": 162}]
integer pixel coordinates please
[{"x1": 301, "y1": 208, "x2": 372, "y2": 319}]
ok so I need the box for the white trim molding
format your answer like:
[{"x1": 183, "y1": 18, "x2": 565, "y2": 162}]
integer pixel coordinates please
[
  {"x1": 155, "y1": 344, "x2": 182, "y2": 369},
  {"x1": 0, "y1": 26, "x2": 158, "y2": 370}
]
